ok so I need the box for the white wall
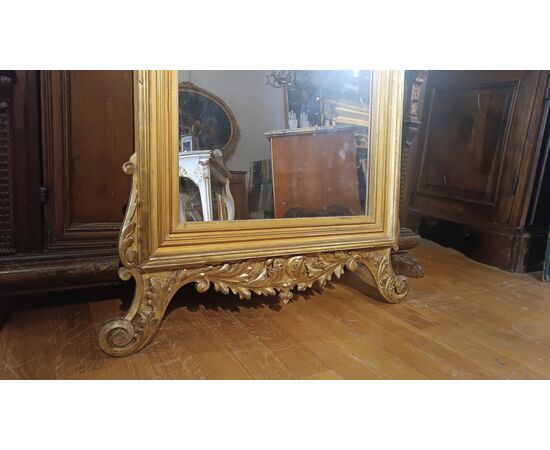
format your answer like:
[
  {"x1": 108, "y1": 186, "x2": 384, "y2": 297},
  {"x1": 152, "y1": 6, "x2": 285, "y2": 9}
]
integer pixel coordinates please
[{"x1": 178, "y1": 70, "x2": 285, "y2": 172}]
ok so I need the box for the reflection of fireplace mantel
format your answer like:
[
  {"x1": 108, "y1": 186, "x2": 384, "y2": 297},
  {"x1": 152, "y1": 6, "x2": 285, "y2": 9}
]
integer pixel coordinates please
[{"x1": 265, "y1": 125, "x2": 362, "y2": 218}]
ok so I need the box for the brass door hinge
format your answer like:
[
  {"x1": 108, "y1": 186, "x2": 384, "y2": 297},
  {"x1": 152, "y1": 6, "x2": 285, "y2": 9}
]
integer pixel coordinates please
[{"x1": 39, "y1": 186, "x2": 48, "y2": 203}]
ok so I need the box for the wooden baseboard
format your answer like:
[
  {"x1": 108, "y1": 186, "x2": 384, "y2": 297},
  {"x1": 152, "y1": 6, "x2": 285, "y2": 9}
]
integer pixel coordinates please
[
  {"x1": 0, "y1": 254, "x2": 121, "y2": 297},
  {"x1": 409, "y1": 215, "x2": 548, "y2": 273},
  {"x1": 467, "y1": 227, "x2": 547, "y2": 272}
]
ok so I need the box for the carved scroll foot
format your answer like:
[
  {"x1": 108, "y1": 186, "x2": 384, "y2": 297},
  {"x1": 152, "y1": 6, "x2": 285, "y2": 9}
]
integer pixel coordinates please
[
  {"x1": 360, "y1": 248, "x2": 409, "y2": 304},
  {"x1": 99, "y1": 268, "x2": 174, "y2": 357}
]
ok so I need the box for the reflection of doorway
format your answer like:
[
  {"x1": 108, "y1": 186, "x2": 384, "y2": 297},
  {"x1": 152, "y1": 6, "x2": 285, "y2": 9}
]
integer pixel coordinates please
[{"x1": 248, "y1": 159, "x2": 274, "y2": 219}]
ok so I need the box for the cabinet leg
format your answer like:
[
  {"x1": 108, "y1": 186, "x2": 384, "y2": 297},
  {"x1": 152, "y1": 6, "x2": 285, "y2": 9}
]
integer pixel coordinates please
[{"x1": 391, "y1": 252, "x2": 424, "y2": 278}]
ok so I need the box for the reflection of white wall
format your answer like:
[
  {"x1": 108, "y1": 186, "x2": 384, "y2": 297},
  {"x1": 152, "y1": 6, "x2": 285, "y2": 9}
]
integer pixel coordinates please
[{"x1": 178, "y1": 71, "x2": 285, "y2": 172}]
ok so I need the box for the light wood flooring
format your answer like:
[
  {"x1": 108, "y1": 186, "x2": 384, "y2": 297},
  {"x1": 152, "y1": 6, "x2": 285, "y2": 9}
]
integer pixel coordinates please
[{"x1": 1, "y1": 240, "x2": 550, "y2": 379}]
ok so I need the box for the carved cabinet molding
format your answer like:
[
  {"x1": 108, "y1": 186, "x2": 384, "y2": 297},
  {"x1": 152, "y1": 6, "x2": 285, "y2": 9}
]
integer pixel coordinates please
[
  {"x1": 392, "y1": 70, "x2": 428, "y2": 278},
  {"x1": 0, "y1": 71, "x2": 16, "y2": 255}
]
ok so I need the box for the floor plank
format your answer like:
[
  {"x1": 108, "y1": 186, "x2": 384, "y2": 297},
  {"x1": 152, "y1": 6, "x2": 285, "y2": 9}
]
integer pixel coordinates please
[
  {"x1": 165, "y1": 302, "x2": 253, "y2": 380},
  {"x1": 1, "y1": 239, "x2": 550, "y2": 379},
  {"x1": 0, "y1": 307, "x2": 57, "y2": 379}
]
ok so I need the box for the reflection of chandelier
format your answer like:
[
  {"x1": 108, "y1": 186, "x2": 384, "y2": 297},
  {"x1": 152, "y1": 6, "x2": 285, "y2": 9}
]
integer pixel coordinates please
[
  {"x1": 265, "y1": 70, "x2": 293, "y2": 88},
  {"x1": 266, "y1": 70, "x2": 313, "y2": 89}
]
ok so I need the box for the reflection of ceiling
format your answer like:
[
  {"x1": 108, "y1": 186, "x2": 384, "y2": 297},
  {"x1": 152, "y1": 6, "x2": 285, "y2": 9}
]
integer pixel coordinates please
[
  {"x1": 311, "y1": 70, "x2": 372, "y2": 105},
  {"x1": 284, "y1": 70, "x2": 372, "y2": 133},
  {"x1": 266, "y1": 70, "x2": 314, "y2": 89},
  {"x1": 316, "y1": 72, "x2": 372, "y2": 150}
]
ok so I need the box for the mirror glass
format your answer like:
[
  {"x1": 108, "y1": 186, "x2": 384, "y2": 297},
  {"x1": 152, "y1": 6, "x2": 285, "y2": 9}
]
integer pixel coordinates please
[{"x1": 177, "y1": 70, "x2": 373, "y2": 222}]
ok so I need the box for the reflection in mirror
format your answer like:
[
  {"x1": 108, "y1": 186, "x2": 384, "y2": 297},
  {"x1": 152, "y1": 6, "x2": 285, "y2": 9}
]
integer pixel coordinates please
[{"x1": 177, "y1": 70, "x2": 373, "y2": 222}]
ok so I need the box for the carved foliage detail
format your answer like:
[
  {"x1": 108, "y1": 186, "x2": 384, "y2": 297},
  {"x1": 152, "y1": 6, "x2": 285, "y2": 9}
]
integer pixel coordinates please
[
  {"x1": 407, "y1": 70, "x2": 428, "y2": 124},
  {"x1": 119, "y1": 153, "x2": 138, "y2": 266},
  {"x1": 186, "y1": 251, "x2": 362, "y2": 303},
  {"x1": 100, "y1": 248, "x2": 408, "y2": 356}
]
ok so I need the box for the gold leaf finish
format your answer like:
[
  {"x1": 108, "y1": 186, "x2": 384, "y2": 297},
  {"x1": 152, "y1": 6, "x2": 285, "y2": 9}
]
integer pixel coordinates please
[
  {"x1": 361, "y1": 249, "x2": 409, "y2": 303},
  {"x1": 119, "y1": 153, "x2": 138, "y2": 267},
  {"x1": 98, "y1": 71, "x2": 408, "y2": 357},
  {"x1": 99, "y1": 248, "x2": 408, "y2": 357}
]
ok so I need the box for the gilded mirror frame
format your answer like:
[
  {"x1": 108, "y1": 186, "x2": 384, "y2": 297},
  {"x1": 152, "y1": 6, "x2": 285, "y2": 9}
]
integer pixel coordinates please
[{"x1": 99, "y1": 70, "x2": 408, "y2": 357}]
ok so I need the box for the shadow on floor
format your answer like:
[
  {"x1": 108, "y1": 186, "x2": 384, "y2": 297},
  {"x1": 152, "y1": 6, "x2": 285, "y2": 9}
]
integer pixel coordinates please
[{"x1": 0, "y1": 266, "x2": 387, "y2": 332}]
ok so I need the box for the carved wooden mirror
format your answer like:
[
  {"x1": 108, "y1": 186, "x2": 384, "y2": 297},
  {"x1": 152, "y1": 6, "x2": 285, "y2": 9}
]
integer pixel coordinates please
[{"x1": 99, "y1": 70, "x2": 408, "y2": 357}]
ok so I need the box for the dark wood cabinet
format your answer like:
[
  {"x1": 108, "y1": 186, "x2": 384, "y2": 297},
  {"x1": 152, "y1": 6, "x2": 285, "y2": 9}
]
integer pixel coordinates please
[
  {"x1": 40, "y1": 71, "x2": 133, "y2": 250},
  {"x1": 0, "y1": 70, "x2": 134, "y2": 295},
  {"x1": 229, "y1": 170, "x2": 248, "y2": 220},
  {"x1": 404, "y1": 70, "x2": 550, "y2": 272}
]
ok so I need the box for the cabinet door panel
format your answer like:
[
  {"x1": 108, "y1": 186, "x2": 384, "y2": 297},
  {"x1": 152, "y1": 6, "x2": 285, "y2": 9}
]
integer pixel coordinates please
[
  {"x1": 41, "y1": 71, "x2": 134, "y2": 250},
  {"x1": 418, "y1": 80, "x2": 515, "y2": 205},
  {"x1": 409, "y1": 71, "x2": 546, "y2": 228}
]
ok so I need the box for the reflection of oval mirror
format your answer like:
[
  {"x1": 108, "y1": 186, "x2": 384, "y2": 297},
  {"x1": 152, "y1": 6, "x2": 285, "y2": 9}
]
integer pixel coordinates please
[{"x1": 178, "y1": 81, "x2": 240, "y2": 160}]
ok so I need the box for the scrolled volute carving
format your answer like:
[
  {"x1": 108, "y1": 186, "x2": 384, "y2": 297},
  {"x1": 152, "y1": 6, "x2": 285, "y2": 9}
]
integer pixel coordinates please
[
  {"x1": 99, "y1": 270, "x2": 175, "y2": 357},
  {"x1": 119, "y1": 153, "x2": 138, "y2": 267},
  {"x1": 98, "y1": 318, "x2": 135, "y2": 351},
  {"x1": 361, "y1": 250, "x2": 409, "y2": 303}
]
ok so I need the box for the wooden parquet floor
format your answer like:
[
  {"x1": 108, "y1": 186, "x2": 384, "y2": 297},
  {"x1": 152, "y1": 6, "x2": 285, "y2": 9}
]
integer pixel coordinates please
[{"x1": 1, "y1": 240, "x2": 550, "y2": 379}]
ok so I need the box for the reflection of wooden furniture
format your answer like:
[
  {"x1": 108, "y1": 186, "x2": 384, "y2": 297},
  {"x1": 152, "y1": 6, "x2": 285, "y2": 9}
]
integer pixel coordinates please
[
  {"x1": 229, "y1": 170, "x2": 248, "y2": 220},
  {"x1": 404, "y1": 70, "x2": 550, "y2": 272},
  {"x1": 178, "y1": 150, "x2": 235, "y2": 222},
  {"x1": 0, "y1": 70, "x2": 134, "y2": 295},
  {"x1": 248, "y1": 160, "x2": 274, "y2": 219},
  {"x1": 266, "y1": 126, "x2": 362, "y2": 218}
]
